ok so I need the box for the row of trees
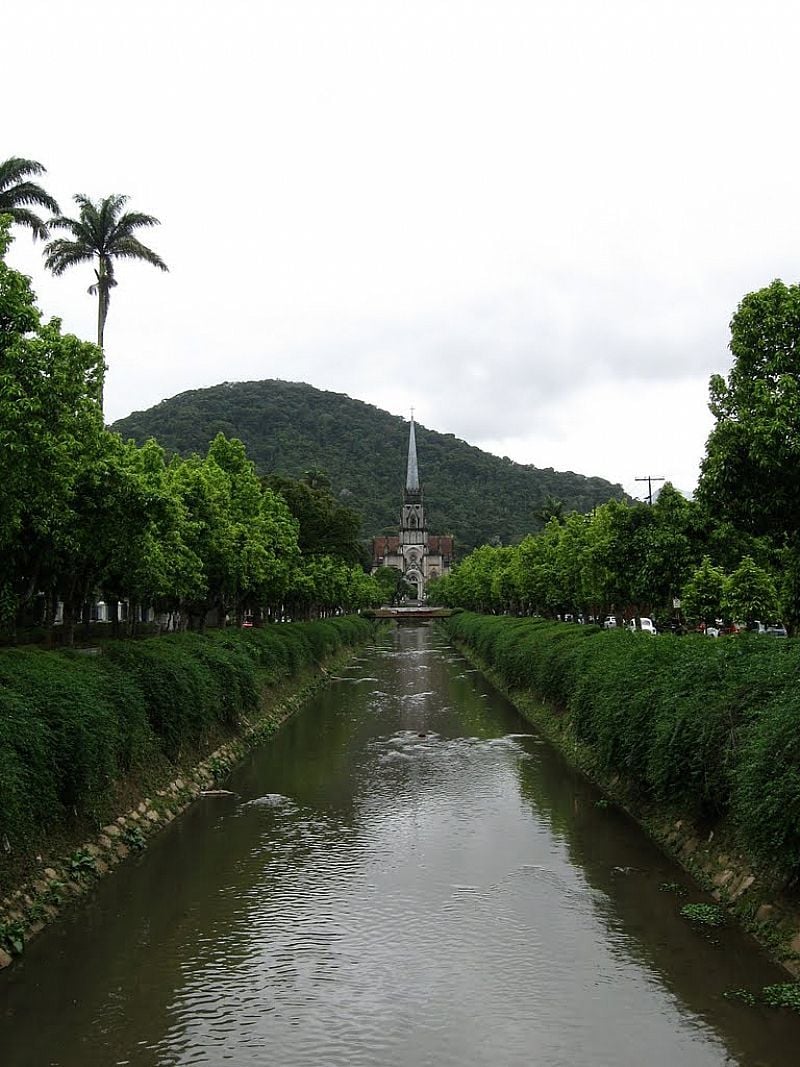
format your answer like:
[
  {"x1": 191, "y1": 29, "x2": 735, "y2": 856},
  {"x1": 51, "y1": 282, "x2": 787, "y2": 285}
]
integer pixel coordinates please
[
  {"x1": 431, "y1": 279, "x2": 800, "y2": 631},
  {"x1": 0, "y1": 219, "x2": 384, "y2": 640},
  {"x1": 428, "y1": 489, "x2": 781, "y2": 627}
]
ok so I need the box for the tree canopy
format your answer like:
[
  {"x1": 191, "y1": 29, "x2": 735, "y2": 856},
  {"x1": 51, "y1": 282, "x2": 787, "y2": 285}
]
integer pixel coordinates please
[
  {"x1": 700, "y1": 280, "x2": 800, "y2": 539},
  {"x1": 0, "y1": 158, "x2": 60, "y2": 240}
]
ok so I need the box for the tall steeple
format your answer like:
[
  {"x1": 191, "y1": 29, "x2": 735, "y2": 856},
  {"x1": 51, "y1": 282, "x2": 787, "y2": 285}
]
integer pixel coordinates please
[{"x1": 405, "y1": 412, "x2": 420, "y2": 496}]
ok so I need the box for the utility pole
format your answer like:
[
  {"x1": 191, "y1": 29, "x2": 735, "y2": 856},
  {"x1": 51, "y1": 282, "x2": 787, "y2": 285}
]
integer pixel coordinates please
[{"x1": 635, "y1": 475, "x2": 665, "y2": 506}]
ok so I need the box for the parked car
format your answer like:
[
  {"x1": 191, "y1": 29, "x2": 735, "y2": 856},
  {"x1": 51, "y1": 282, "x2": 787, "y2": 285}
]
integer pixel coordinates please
[
  {"x1": 603, "y1": 616, "x2": 617, "y2": 629},
  {"x1": 705, "y1": 626, "x2": 721, "y2": 638},
  {"x1": 626, "y1": 617, "x2": 657, "y2": 635},
  {"x1": 748, "y1": 620, "x2": 787, "y2": 636}
]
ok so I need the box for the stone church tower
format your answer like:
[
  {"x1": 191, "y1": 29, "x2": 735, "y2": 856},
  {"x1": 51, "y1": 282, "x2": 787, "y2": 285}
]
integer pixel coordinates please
[{"x1": 371, "y1": 416, "x2": 453, "y2": 601}]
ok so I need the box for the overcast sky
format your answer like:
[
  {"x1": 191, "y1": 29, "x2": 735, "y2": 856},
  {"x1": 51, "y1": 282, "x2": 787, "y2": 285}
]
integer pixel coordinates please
[{"x1": 5, "y1": 0, "x2": 800, "y2": 501}]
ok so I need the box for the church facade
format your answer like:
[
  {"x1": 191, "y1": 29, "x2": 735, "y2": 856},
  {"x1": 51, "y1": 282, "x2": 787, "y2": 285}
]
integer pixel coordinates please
[{"x1": 371, "y1": 416, "x2": 453, "y2": 601}]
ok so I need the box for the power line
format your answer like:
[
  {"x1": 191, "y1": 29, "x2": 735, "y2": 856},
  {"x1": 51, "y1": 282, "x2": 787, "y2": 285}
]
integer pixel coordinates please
[{"x1": 635, "y1": 475, "x2": 665, "y2": 506}]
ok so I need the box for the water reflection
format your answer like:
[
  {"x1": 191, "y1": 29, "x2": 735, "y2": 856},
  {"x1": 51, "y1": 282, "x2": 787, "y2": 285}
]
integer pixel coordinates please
[{"x1": 0, "y1": 625, "x2": 798, "y2": 1066}]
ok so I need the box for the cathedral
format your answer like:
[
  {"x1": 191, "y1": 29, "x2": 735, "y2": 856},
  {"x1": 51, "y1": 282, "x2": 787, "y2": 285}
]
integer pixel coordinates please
[{"x1": 371, "y1": 416, "x2": 453, "y2": 601}]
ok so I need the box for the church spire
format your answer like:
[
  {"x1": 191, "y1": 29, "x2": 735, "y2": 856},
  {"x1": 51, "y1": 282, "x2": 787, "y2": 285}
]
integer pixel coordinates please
[{"x1": 405, "y1": 412, "x2": 419, "y2": 494}]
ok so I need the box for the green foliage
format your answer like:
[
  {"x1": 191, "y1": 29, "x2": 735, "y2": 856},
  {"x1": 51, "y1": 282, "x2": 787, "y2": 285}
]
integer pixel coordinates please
[
  {"x1": 0, "y1": 618, "x2": 372, "y2": 857},
  {"x1": 0, "y1": 918, "x2": 26, "y2": 956},
  {"x1": 266, "y1": 473, "x2": 365, "y2": 564},
  {"x1": 66, "y1": 848, "x2": 98, "y2": 880},
  {"x1": 442, "y1": 612, "x2": 800, "y2": 881},
  {"x1": 722, "y1": 555, "x2": 778, "y2": 625},
  {"x1": 680, "y1": 903, "x2": 725, "y2": 927},
  {"x1": 111, "y1": 379, "x2": 629, "y2": 553},
  {"x1": 681, "y1": 556, "x2": 726, "y2": 625},
  {"x1": 0, "y1": 158, "x2": 60, "y2": 240},
  {"x1": 700, "y1": 280, "x2": 800, "y2": 540},
  {"x1": 761, "y1": 983, "x2": 800, "y2": 1012}
]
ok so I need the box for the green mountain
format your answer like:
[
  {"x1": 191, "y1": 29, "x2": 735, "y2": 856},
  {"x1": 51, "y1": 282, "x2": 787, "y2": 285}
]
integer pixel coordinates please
[{"x1": 112, "y1": 379, "x2": 628, "y2": 554}]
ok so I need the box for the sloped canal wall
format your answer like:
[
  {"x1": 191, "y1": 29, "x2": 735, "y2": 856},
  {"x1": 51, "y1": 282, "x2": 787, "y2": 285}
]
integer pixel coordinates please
[
  {"x1": 0, "y1": 616, "x2": 376, "y2": 966},
  {"x1": 440, "y1": 612, "x2": 800, "y2": 976}
]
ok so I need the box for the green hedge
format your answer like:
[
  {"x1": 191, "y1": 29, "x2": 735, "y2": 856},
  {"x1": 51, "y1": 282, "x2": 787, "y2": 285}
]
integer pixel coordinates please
[
  {"x1": 0, "y1": 617, "x2": 372, "y2": 858},
  {"x1": 443, "y1": 613, "x2": 800, "y2": 880}
]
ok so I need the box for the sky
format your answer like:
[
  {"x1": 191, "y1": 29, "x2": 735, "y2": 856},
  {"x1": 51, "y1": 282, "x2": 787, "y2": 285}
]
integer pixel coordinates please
[{"x1": 5, "y1": 0, "x2": 800, "y2": 501}]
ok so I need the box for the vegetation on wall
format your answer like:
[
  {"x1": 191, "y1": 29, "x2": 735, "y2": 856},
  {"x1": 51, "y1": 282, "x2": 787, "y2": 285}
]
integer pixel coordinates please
[
  {"x1": 0, "y1": 616, "x2": 373, "y2": 869},
  {"x1": 442, "y1": 612, "x2": 800, "y2": 881}
]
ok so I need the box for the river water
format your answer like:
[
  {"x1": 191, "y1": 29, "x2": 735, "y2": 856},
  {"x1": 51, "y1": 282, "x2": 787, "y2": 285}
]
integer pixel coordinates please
[{"x1": 2, "y1": 624, "x2": 800, "y2": 1066}]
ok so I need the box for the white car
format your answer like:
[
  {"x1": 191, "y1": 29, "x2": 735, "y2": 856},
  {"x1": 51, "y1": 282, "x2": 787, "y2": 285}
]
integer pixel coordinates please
[
  {"x1": 626, "y1": 617, "x2": 657, "y2": 635},
  {"x1": 603, "y1": 616, "x2": 617, "y2": 629}
]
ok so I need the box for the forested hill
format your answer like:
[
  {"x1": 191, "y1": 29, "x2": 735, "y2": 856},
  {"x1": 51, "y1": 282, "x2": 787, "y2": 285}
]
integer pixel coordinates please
[{"x1": 112, "y1": 380, "x2": 627, "y2": 553}]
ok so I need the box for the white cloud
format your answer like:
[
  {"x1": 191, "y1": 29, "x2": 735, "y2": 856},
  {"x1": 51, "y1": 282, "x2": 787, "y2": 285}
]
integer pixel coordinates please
[{"x1": 5, "y1": 0, "x2": 800, "y2": 501}]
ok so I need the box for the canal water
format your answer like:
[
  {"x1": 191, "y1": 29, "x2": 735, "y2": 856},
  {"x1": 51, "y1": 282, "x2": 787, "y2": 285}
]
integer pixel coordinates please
[{"x1": 2, "y1": 624, "x2": 799, "y2": 1066}]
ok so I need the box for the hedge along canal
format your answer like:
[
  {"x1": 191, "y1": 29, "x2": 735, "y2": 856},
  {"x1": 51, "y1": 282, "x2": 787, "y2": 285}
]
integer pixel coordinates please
[
  {"x1": 0, "y1": 615, "x2": 376, "y2": 966},
  {"x1": 440, "y1": 611, "x2": 800, "y2": 977}
]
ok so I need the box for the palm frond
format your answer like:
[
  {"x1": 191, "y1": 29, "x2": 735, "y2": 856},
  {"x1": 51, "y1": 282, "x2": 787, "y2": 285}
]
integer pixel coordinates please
[
  {"x1": 114, "y1": 211, "x2": 162, "y2": 234},
  {"x1": 0, "y1": 207, "x2": 50, "y2": 240},
  {"x1": 43, "y1": 239, "x2": 95, "y2": 275},
  {"x1": 0, "y1": 157, "x2": 47, "y2": 193},
  {"x1": 109, "y1": 236, "x2": 169, "y2": 271},
  {"x1": 0, "y1": 157, "x2": 60, "y2": 238},
  {"x1": 0, "y1": 180, "x2": 60, "y2": 214}
]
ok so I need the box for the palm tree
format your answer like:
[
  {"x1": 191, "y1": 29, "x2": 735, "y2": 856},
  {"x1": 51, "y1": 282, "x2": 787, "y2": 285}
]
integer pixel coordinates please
[
  {"x1": 536, "y1": 494, "x2": 565, "y2": 526},
  {"x1": 0, "y1": 157, "x2": 60, "y2": 240},
  {"x1": 44, "y1": 193, "x2": 168, "y2": 355}
]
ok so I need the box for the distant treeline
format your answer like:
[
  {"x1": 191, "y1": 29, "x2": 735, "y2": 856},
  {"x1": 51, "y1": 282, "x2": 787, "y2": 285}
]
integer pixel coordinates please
[{"x1": 112, "y1": 380, "x2": 629, "y2": 553}]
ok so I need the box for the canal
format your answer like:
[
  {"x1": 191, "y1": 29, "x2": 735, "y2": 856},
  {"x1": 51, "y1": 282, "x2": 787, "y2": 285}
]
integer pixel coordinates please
[{"x1": 1, "y1": 623, "x2": 799, "y2": 1066}]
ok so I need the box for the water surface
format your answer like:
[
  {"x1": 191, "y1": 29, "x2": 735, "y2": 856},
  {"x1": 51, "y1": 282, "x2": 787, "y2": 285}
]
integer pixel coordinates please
[{"x1": 2, "y1": 624, "x2": 798, "y2": 1066}]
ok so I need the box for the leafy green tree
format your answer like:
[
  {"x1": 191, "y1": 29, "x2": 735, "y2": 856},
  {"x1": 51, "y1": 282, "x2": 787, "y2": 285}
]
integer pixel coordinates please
[
  {"x1": 511, "y1": 534, "x2": 550, "y2": 615},
  {"x1": 98, "y1": 437, "x2": 203, "y2": 633},
  {"x1": 266, "y1": 473, "x2": 363, "y2": 564},
  {"x1": 0, "y1": 158, "x2": 60, "y2": 240},
  {"x1": 581, "y1": 500, "x2": 647, "y2": 620},
  {"x1": 50, "y1": 430, "x2": 159, "y2": 643},
  {"x1": 700, "y1": 283, "x2": 800, "y2": 524},
  {"x1": 0, "y1": 220, "x2": 105, "y2": 632},
  {"x1": 536, "y1": 494, "x2": 565, "y2": 526},
  {"x1": 44, "y1": 193, "x2": 168, "y2": 382},
  {"x1": 633, "y1": 484, "x2": 698, "y2": 615},
  {"x1": 681, "y1": 556, "x2": 727, "y2": 627},
  {"x1": 167, "y1": 436, "x2": 300, "y2": 627},
  {"x1": 722, "y1": 556, "x2": 778, "y2": 627}
]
